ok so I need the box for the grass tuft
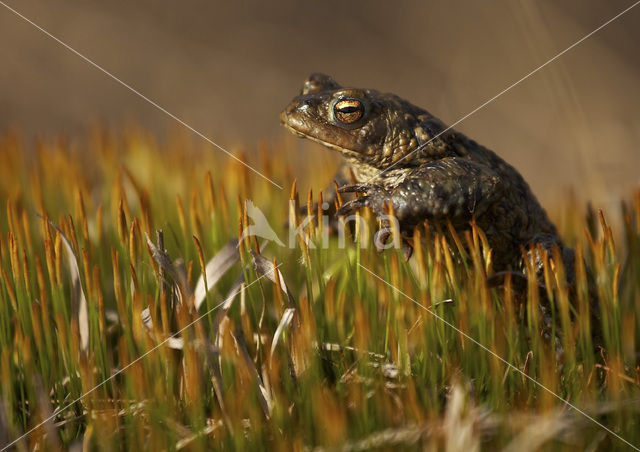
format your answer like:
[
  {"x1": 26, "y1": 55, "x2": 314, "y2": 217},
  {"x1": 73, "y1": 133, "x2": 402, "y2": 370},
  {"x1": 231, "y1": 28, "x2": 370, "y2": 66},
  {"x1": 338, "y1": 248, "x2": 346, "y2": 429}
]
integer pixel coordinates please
[{"x1": 0, "y1": 128, "x2": 638, "y2": 450}]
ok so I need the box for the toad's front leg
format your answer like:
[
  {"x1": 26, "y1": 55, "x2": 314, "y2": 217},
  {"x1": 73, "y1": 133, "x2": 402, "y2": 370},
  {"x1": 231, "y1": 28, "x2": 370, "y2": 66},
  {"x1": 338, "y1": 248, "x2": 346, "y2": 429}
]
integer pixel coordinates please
[{"x1": 337, "y1": 157, "x2": 503, "y2": 258}]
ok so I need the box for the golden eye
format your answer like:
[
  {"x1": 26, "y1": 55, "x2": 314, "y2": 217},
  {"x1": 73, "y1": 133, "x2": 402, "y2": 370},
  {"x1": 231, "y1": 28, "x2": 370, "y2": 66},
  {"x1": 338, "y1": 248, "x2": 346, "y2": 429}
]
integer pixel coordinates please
[{"x1": 333, "y1": 99, "x2": 364, "y2": 124}]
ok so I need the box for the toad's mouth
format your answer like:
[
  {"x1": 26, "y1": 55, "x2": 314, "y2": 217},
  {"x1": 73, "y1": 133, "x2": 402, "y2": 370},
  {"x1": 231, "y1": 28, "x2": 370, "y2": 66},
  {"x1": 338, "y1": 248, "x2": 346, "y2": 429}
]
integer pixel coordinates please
[{"x1": 280, "y1": 115, "x2": 363, "y2": 160}]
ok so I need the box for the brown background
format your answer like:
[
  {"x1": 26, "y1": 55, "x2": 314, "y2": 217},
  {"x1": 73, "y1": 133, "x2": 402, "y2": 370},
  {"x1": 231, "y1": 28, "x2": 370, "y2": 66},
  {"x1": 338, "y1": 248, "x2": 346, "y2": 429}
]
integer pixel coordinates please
[{"x1": 1, "y1": 0, "x2": 638, "y2": 208}]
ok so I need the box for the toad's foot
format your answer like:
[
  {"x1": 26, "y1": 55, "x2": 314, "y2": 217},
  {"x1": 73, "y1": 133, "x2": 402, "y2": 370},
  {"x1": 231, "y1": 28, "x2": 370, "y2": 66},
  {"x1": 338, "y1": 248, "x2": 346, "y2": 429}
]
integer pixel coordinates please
[{"x1": 337, "y1": 183, "x2": 414, "y2": 260}]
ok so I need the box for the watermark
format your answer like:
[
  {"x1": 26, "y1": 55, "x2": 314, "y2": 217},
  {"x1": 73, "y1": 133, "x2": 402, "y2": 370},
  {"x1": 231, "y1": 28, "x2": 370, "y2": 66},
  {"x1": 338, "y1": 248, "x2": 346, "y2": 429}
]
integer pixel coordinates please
[{"x1": 240, "y1": 199, "x2": 402, "y2": 250}]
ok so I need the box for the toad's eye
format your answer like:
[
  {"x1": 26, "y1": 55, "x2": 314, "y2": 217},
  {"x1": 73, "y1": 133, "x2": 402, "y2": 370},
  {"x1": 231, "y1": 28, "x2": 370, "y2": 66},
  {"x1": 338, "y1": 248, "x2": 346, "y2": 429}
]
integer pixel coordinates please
[{"x1": 333, "y1": 99, "x2": 364, "y2": 124}]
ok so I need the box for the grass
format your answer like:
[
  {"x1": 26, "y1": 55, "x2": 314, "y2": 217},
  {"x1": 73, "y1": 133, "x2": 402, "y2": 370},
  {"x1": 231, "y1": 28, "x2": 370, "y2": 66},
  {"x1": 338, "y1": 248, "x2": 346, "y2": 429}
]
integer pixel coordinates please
[{"x1": 0, "y1": 126, "x2": 638, "y2": 451}]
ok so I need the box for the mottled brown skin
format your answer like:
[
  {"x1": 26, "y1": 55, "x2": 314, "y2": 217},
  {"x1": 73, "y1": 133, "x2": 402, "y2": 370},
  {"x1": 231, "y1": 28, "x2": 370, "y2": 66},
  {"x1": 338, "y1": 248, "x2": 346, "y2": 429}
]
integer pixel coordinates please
[{"x1": 281, "y1": 73, "x2": 566, "y2": 276}]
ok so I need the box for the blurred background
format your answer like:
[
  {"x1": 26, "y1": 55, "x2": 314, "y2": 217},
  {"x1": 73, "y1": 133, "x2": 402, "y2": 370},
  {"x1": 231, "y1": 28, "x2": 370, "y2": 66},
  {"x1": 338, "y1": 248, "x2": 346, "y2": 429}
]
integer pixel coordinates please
[{"x1": 1, "y1": 0, "x2": 638, "y2": 209}]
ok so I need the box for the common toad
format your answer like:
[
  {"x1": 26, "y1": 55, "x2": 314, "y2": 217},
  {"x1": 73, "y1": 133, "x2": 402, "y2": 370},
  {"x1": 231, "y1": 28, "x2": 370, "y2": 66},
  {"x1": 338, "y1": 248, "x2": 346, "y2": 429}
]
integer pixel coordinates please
[{"x1": 281, "y1": 73, "x2": 571, "y2": 277}]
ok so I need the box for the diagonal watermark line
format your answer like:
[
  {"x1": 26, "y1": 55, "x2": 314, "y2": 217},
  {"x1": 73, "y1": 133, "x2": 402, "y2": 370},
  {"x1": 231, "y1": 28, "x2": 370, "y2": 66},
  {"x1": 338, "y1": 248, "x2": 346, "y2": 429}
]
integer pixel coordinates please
[
  {"x1": 364, "y1": 0, "x2": 640, "y2": 185},
  {"x1": 0, "y1": 264, "x2": 281, "y2": 451},
  {"x1": 358, "y1": 263, "x2": 640, "y2": 451},
  {"x1": 0, "y1": 0, "x2": 283, "y2": 190}
]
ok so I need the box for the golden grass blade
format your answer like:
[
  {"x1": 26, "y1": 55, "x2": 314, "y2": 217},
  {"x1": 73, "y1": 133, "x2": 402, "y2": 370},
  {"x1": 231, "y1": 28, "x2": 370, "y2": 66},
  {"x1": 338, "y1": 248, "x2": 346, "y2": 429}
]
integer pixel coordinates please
[
  {"x1": 271, "y1": 307, "x2": 295, "y2": 359},
  {"x1": 145, "y1": 231, "x2": 189, "y2": 301},
  {"x1": 193, "y1": 239, "x2": 239, "y2": 310},
  {"x1": 41, "y1": 216, "x2": 89, "y2": 353},
  {"x1": 232, "y1": 328, "x2": 273, "y2": 417},
  {"x1": 250, "y1": 251, "x2": 296, "y2": 309}
]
